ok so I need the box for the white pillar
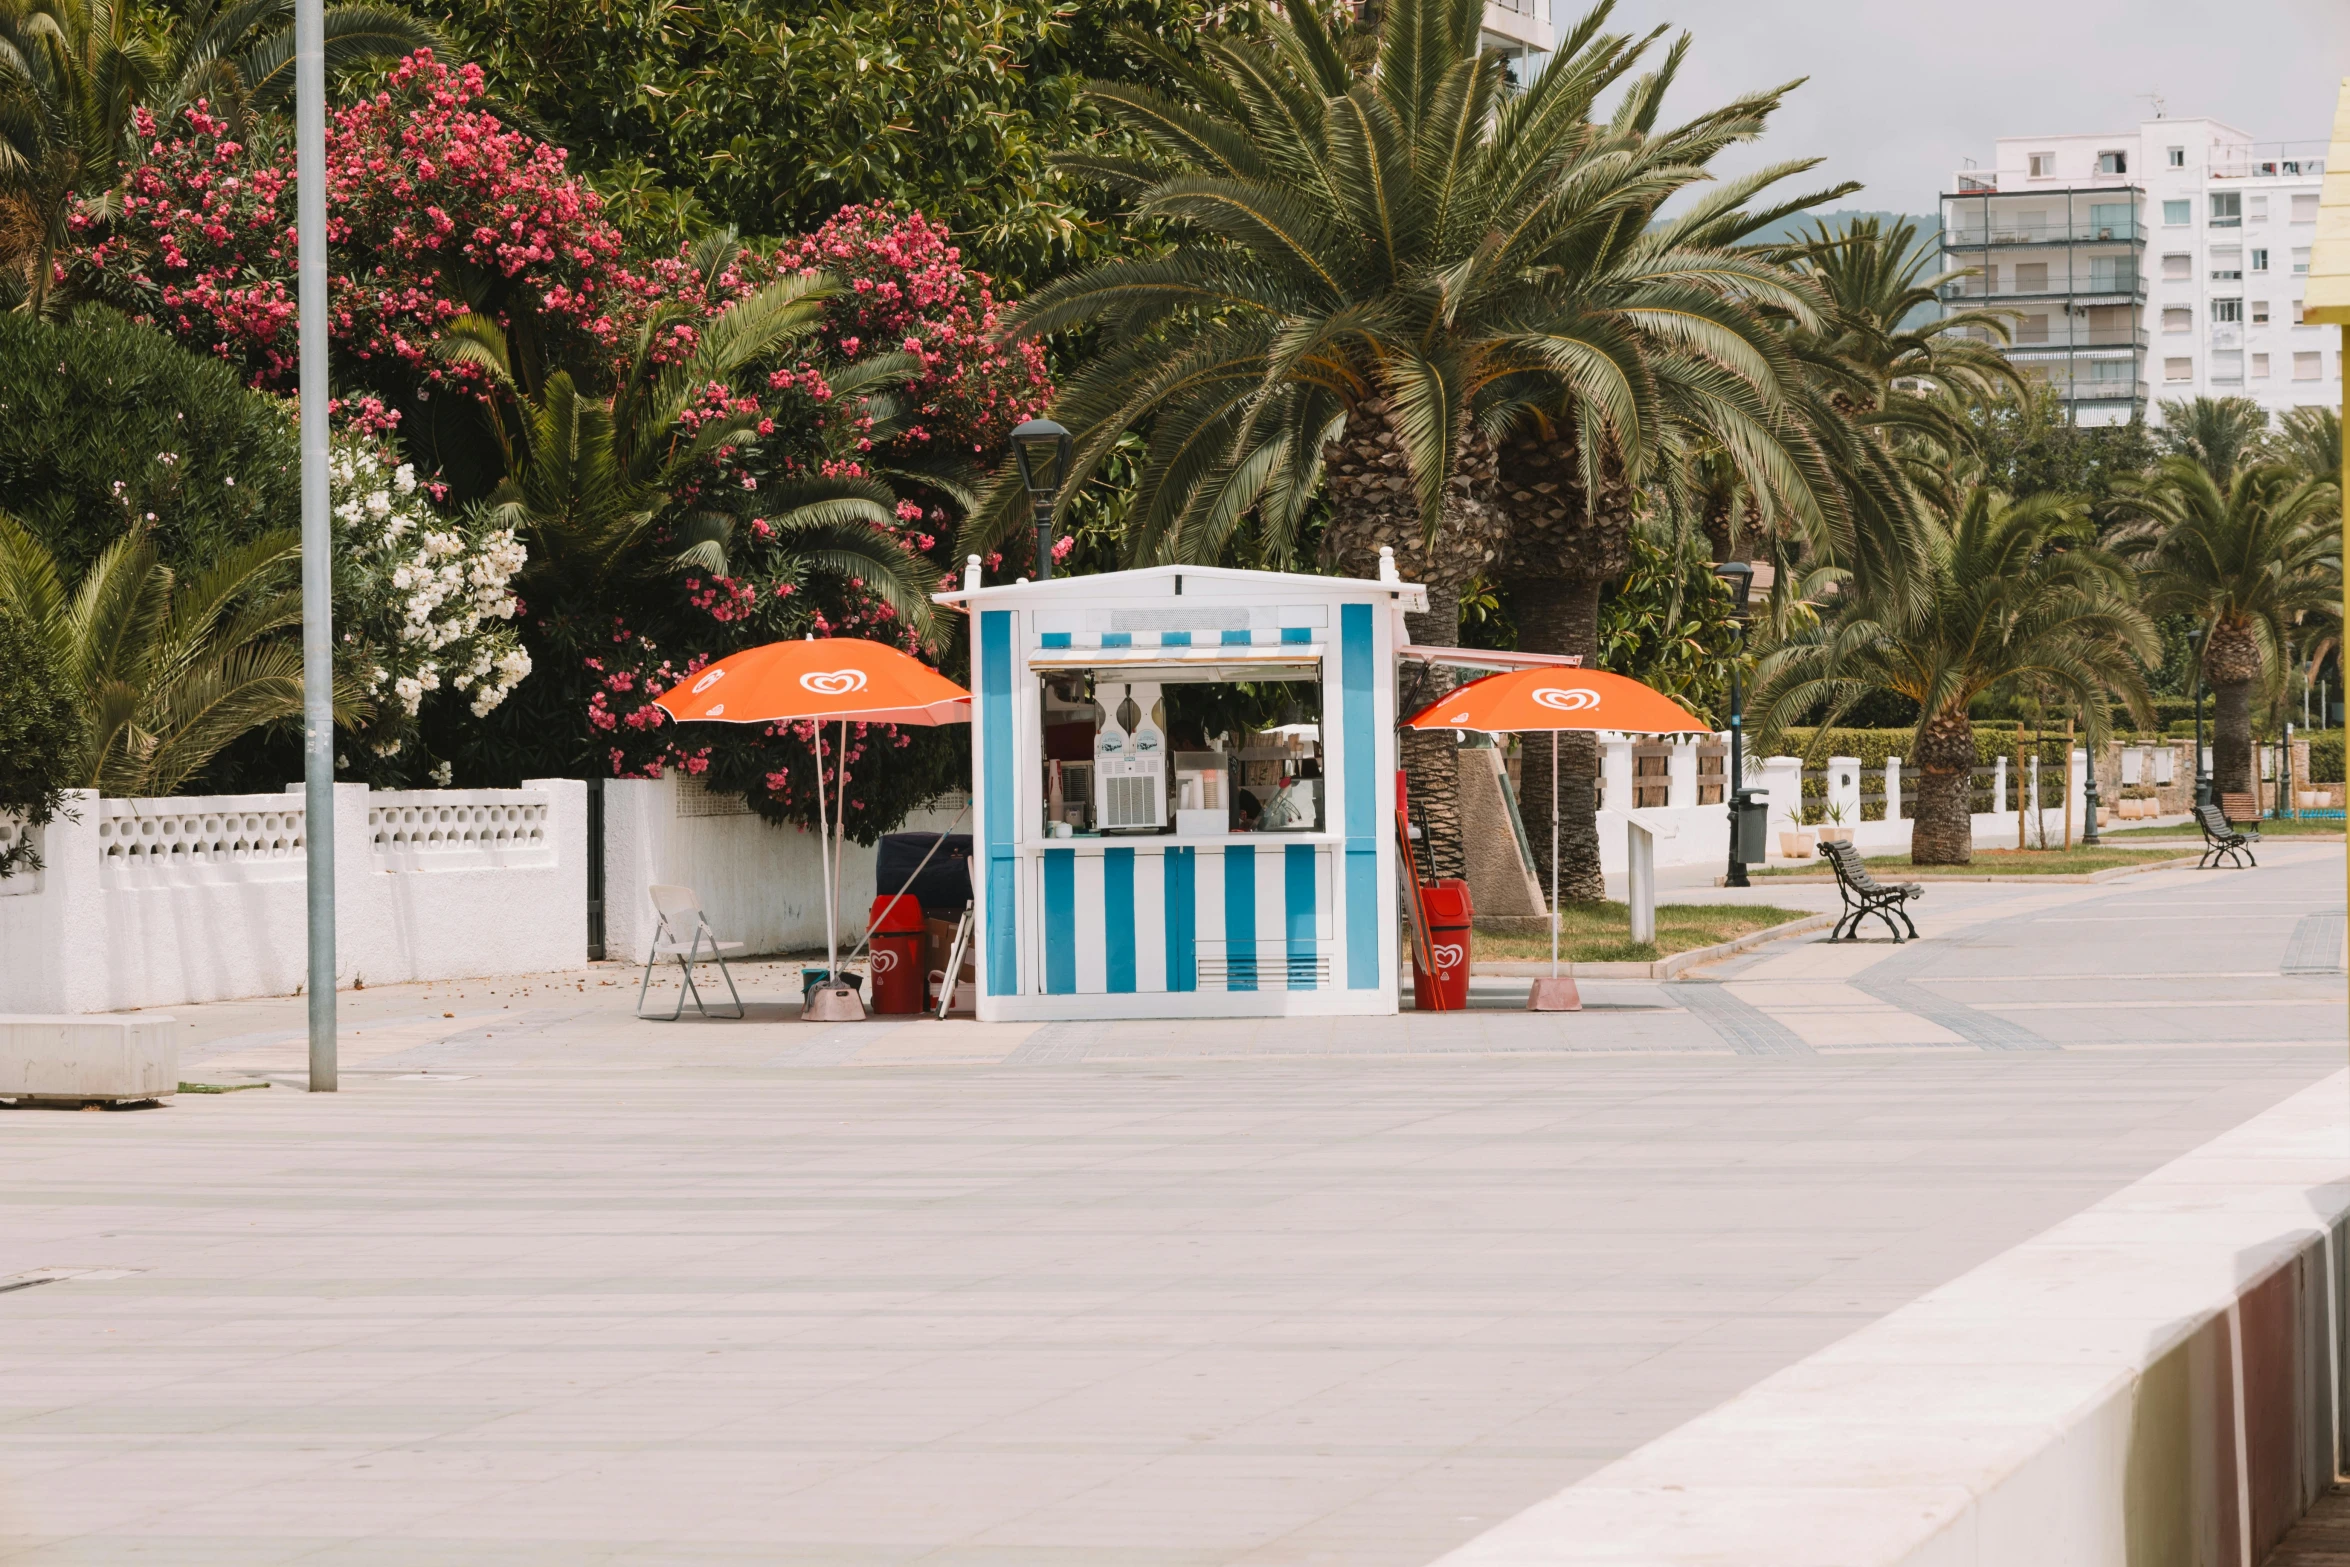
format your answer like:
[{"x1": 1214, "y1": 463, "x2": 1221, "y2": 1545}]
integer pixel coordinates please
[
  {"x1": 1757, "y1": 756, "x2": 1802, "y2": 846},
  {"x1": 1884, "y1": 756, "x2": 1902, "y2": 824},
  {"x1": 1665, "y1": 739, "x2": 1699, "y2": 810},
  {"x1": 1601, "y1": 738, "x2": 1635, "y2": 814},
  {"x1": 1992, "y1": 755, "x2": 2007, "y2": 816},
  {"x1": 2068, "y1": 749, "x2": 2087, "y2": 832},
  {"x1": 1626, "y1": 820, "x2": 1657, "y2": 945},
  {"x1": 1826, "y1": 755, "x2": 1861, "y2": 828}
]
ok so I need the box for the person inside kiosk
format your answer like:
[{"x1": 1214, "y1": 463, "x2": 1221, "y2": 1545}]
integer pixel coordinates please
[{"x1": 1037, "y1": 670, "x2": 1323, "y2": 840}]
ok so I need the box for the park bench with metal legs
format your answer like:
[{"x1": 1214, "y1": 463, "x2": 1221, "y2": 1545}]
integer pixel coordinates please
[
  {"x1": 2194, "y1": 803, "x2": 2256, "y2": 869},
  {"x1": 636, "y1": 884, "x2": 747, "y2": 1019},
  {"x1": 1819, "y1": 839, "x2": 1923, "y2": 942}
]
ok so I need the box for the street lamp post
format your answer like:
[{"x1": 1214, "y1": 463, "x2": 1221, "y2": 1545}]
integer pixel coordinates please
[
  {"x1": 296, "y1": 0, "x2": 336, "y2": 1091},
  {"x1": 1712, "y1": 560, "x2": 1765, "y2": 888},
  {"x1": 1010, "y1": 419, "x2": 1073, "y2": 581}
]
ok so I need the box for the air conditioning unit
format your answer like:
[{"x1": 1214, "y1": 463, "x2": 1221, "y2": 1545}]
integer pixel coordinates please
[{"x1": 1094, "y1": 681, "x2": 1167, "y2": 833}]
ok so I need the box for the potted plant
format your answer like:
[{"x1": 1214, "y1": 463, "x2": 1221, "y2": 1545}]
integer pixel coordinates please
[
  {"x1": 1778, "y1": 811, "x2": 1816, "y2": 860},
  {"x1": 1816, "y1": 800, "x2": 1855, "y2": 845}
]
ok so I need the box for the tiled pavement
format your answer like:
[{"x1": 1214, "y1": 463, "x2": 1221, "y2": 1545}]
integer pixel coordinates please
[{"x1": 0, "y1": 846, "x2": 2343, "y2": 1564}]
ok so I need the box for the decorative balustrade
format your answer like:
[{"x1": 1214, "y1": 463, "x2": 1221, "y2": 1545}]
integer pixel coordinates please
[
  {"x1": 0, "y1": 814, "x2": 36, "y2": 896},
  {"x1": 368, "y1": 790, "x2": 553, "y2": 866},
  {"x1": 96, "y1": 794, "x2": 306, "y2": 880}
]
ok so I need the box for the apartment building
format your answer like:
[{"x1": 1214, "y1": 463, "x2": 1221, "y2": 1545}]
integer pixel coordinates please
[
  {"x1": 1478, "y1": 0, "x2": 1551, "y2": 81},
  {"x1": 1941, "y1": 119, "x2": 2332, "y2": 426}
]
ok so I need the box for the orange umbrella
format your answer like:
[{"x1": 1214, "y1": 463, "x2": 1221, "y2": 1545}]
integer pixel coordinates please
[
  {"x1": 653, "y1": 638, "x2": 971, "y2": 727},
  {"x1": 1402, "y1": 666, "x2": 1712, "y2": 1010},
  {"x1": 1401, "y1": 666, "x2": 1709, "y2": 736},
  {"x1": 653, "y1": 638, "x2": 972, "y2": 1014}
]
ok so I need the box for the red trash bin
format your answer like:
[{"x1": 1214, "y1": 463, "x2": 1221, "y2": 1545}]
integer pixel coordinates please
[
  {"x1": 1410, "y1": 878, "x2": 1473, "y2": 1011},
  {"x1": 867, "y1": 893, "x2": 927, "y2": 1014}
]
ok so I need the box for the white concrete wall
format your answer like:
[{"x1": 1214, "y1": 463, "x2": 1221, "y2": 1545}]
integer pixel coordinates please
[
  {"x1": 0, "y1": 782, "x2": 586, "y2": 1013},
  {"x1": 602, "y1": 776, "x2": 969, "y2": 963},
  {"x1": 1434, "y1": 1070, "x2": 2350, "y2": 1567}
]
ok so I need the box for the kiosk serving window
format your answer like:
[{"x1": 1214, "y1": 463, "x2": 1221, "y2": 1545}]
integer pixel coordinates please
[{"x1": 1033, "y1": 654, "x2": 1324, "y2": 840}]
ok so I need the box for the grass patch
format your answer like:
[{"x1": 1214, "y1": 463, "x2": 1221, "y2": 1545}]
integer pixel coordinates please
[
  {"x1": 1756, "y1": 845, "x2": 2180, "y2": 877},
  {"x1": 177, "y1": 1081, "x2": 268, "y2": 1094},
  {"x1": 1470, "y1": 902, "x2": 1813, "y2": 964},
  {"x1": 2101, "y1": 816, "x2": 2346, "y2": 837}
]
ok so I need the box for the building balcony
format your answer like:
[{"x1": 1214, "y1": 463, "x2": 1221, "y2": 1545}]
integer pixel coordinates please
[
  {"x1": 1941, "y1": 277, "x2": 2145, "y2": 303},
  {"x1": 2002, "y1": 325, "x2": 2151, "y2": 352},
  {"x1": 1943, "y1": 221, "x2": 2144, "y2": 248},
  {"x1": 1479, "y1": 0, "x2": 1551, "y2": 52}
]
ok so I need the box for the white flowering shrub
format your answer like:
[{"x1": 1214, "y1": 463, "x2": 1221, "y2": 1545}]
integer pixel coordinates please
[{"x1": 331, "y1": 433, "x2": 531, "y2": 764}]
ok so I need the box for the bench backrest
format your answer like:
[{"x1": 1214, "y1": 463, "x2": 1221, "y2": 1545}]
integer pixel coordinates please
[
  {"x1": 1820, "y1": 839, "x2": 1880, "y2": 891},
  {"x1": 2194, "y1": 802, "x2": 2236, "y2": 839},
  {"x1": 2219, "y1": 791, "x2": 2256, "y2": 825}
]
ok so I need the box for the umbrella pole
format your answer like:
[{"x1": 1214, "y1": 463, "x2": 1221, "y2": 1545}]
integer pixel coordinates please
[
  {"x1": 833, "y1": 718, "x2": 849, "y2": 977},
  {"x1": 1550, "y1": 733, "x2": 1560, "y2": 980},
  {"x1": 813, "y1": 721, "x2": 836, "y2": 979}
]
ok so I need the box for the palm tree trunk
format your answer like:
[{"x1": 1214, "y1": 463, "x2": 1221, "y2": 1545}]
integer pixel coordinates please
[
  {"x1": 1320, "y1": 397, "x2": 1504, "y2": 885},
  {"x1": 1512, "y1": 574, "x2": 1608, "y2": 904},
  {"x1": 2204, "y1": 622, "x2": 2262, "y2": 800},
  {"x1": 1497, "y1": 415, "x2": 1629, "y2": 906},
  {"x1": 1910, "y1": 707, "x2": 1976, "y2": 865}
]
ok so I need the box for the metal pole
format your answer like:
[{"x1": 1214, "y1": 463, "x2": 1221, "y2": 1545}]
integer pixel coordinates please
[
  {"x1": 1549, "y1": 734, "x2": 1559, "y2": 979},
  {"x1": 1724, "y1": 644, "x2": 1748, "y2": 888},
  {"x1": 296, "y1": 0, "x2": 335, "y2": 1091},
  {"x1": 812, "y1": 723, "x2": 835, "y2": 979},
  {"x1": 1034, "y1": 501, "x2": 1054, "y2": 581}
]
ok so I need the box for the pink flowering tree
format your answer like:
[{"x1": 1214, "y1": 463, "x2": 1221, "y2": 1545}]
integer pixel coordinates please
[{"x1": 75, "y1": 66, "x2": 1052, "y2": 822}]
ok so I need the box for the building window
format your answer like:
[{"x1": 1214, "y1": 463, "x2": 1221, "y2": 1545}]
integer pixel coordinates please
[
  {"x1": 2293, "y1": 194, "x2": 2320, "y2": 222},
  {"x1": 2253, "y1": 300, "x2": 2270, "y2": 324},
  {"x1": 2164, "y1": 199, "x2": 2192, "y2": 226},
  {"x1": 2092, "y1": 359, "x2": 2133, "y2": 384},
  {"x1": 2211, "y1": 193, "x2": 2242, "y2": 227},
  {"x1": 2086, "y1": 304, "x2": 2133, "y2": 343},
  {"x1": 2028, "y1": 151, "x2": 2055, "y2": 177},
  {"x1": 2014, "y1": 261, "x2": 2049, "y2": 292},
  {"x1": 2162, "y1": 253, "x2": 2191, "y2": 281},
  {"x1": 2210, "y1": 247, "x2": 2242, "y2": 281},
  {"x1": 2253, "y1": 353, "x2": 2272, "y2": 379},
  {"x1": 2088, "y1": 201, "x2": 2133, "y2": 239},
  {"x1": 2250, "y1": 196, "x2": 2269, "y2": 223},
  {"x1": 2168, "y1": 146, "x2": 2186, "y2": 168},
  {"x1": 2162, "y1": 307, "x2": 2193, "y2": 333},
  {"x1": 2166, "y1": 357, "x2": 2194, "y2": 382},
  {"x1": 2015, "y1": 313, "x2": 2050, "y2": 344},
  {"x1": 2211, "y1": 351, "x2": 2244, "y2": 384},
  {"x1": 2295, "y1": 300, "x2": 2307, "y2": 325},
  {"x1": 2293, "y1": 247, "x2": 2312, "y2": 274},
  {"x1": 2252, "y1": 248, "x2": 2270, "y2": 272},
  {"x1": 2212, "y1": 297, "x2": 2242, "y2": 323},
  {"x1": 2098, "y1": 150, "x2": 2128, "y2": 175},
  {"x1": 2295, "y1": 351, "x2": 2322, "y2": 380}
]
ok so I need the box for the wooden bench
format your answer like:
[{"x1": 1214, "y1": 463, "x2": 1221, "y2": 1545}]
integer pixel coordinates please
[
  {"x1": 2194, "y1": 802, "x2": 2256, "y2": 869},
  {"x1": 1819, "y1": 840, "x2": 1923, "y2": 942},
  {"x1": 2219, "y1": 790, "x2": 2263, "y2": 840}
]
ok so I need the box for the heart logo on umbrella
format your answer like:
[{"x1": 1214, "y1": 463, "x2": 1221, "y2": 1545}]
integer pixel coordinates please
[
  {"x1": 690, "y1": 668, "x2": 726, "y2": 694},
  {"x1": 1433, "y1": 942, "x2": 1465, "y2": 969},
  {"x1": 1531, "y1": 687, "x2": 1601, "y2": 713},
  {"x1": 706, "y1": 703, "x2": 725, "y2": 716},
  {"x1": 800, "y1": 669, "x2": 870, "y2": 696}
]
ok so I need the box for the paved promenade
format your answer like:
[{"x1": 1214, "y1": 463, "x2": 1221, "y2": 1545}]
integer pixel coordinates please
[{"x1": 1, "y1": 845, "x2": 2343, "y2": 1564}]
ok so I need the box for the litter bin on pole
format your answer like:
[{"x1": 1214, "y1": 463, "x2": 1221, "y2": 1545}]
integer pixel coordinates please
[
  {"x1": 1410, "y1": 878, "x2": 1473, "y2": 1011},
  {"x1": 867, "y1": 894, "x2": 928, "y2": 1014}
]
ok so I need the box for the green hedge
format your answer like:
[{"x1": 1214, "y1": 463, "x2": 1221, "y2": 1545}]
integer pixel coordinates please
[
  {"x1": 0, "y1": 602, "x2": 79, "y2": 875},
  {"x1": 2312, "y1": 733, "x2": 2343, "y2": 784},
  {"x1": 1762, "y1": 726, "x2": 2032, "y2": 769},
  {"x1": 0, "y1": 308, "x2": 299, "y2": 577}
]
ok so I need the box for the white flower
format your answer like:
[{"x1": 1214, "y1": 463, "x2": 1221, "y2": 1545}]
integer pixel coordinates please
[{"x1": 394, "y1": 464, "x2": 416, "y2": 494}]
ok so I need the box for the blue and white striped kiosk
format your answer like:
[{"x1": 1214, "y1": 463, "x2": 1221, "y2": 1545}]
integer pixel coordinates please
[{"x1": 935, "y1": 553, "x2": 1427, "y2": 1021}]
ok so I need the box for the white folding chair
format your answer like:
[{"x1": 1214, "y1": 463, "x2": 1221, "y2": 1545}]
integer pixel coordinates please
[{"x1": 636, "y1": 884, "x2": 746, "y2": 1019}]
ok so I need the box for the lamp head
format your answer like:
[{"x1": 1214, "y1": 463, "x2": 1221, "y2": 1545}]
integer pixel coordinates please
[
  {"x1": 1011, "y1": 418, "x2": 1073, "y2": 501},
  {"x1": 1712, "y1": 559, "x2": 1757, "y2": 618}
]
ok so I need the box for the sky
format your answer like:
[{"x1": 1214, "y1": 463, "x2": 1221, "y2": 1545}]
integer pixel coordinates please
[{"x1": 1599, "y1": 0, "x2": 2350, "y2": 220}]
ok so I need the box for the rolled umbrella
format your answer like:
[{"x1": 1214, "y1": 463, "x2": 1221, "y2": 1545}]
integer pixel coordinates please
[
  {"x1": 1403, "y1": 667, "x2": 1710, "y2": 1001},
  {"x1": 654, "y1": 638, "x2": 972, "y2": 1006}
]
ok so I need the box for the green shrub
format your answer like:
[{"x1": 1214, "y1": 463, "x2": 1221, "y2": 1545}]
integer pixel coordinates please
[
  {"x1": 0, "y1": 600, "x2": 81, "y2": 874},
  {"x1": 0, "y1": 308, "x2": 299, "y2": 577},
  {"x1": 1763, "y1": 726, "x2": 2024, "y2": 769},
  {"x1": 2311, "y1": 732, "x2": 2343, "y2": 784}
]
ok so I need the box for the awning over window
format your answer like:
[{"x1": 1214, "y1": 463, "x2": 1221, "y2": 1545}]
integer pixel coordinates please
[
  {"x1": 1027, "y1": 642, "x2": 1323, "y2": 684},
  {"x1": 1397, "y1": 646, "x2": 1584, "y2": 672}
]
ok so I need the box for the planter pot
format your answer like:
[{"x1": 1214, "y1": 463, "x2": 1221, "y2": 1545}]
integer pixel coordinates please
[
  {"x1": 2299, "y1": 790, "x2": 2331, "y2": 810},
  {"x1": 2096, "y1": 806, "x2": 2112, "y2": 826},
  {"x1": 1818, "y1": 827, "x2": 1855, "y2": 845},
  {"x1": 1778, "y1": 830, "x2": 1816, "y2": 860}
]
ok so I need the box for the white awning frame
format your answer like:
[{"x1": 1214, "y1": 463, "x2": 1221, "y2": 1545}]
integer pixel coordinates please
[{"x1": 1397, "y1": 646, "x2": 1584, "y2": 672}]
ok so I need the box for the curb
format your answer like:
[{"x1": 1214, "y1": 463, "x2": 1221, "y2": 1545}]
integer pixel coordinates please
[
  {"x1": 1471, "y1": 912, "x2": 1835, "y2": 981},
  {"x1": 1751, "y1": 853, "x2": 2203, "y2": 886}
]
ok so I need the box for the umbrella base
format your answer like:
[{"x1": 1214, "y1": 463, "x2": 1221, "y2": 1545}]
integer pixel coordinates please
[
  {"x1": 803, "y1": 982, "x2": 867, "y2": 1023},
  {"x1": 1526, "y1": 975, "x2": 1581, "y2": 1012}
]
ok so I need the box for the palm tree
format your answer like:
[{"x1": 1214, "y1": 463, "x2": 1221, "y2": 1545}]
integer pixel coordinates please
[
  {"x1": 0, "y1": 510, "x2": 363, "y2": 795},
  {"x1": 433, "y1": 265, "x2": 945, "y2": 638},
  {"x1": 0, "y1": 0, "x2": 437, "y2": 313},
  {"x1": 2112, "y1": 454, "x2": 2339, "y2": 798},
  {"x1": 2154, "y1": 396, "x2": 2271, "y2": 487},
  {"x1": 2270, "y1": 405, "x2": 2341, "y2": 490},
  {"x1": 987, "y1": 0, "x2": 1836, "y2": 878},
  {"x1": 1749, "y1": 482, "x2": 2154, "y2": 865}
]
